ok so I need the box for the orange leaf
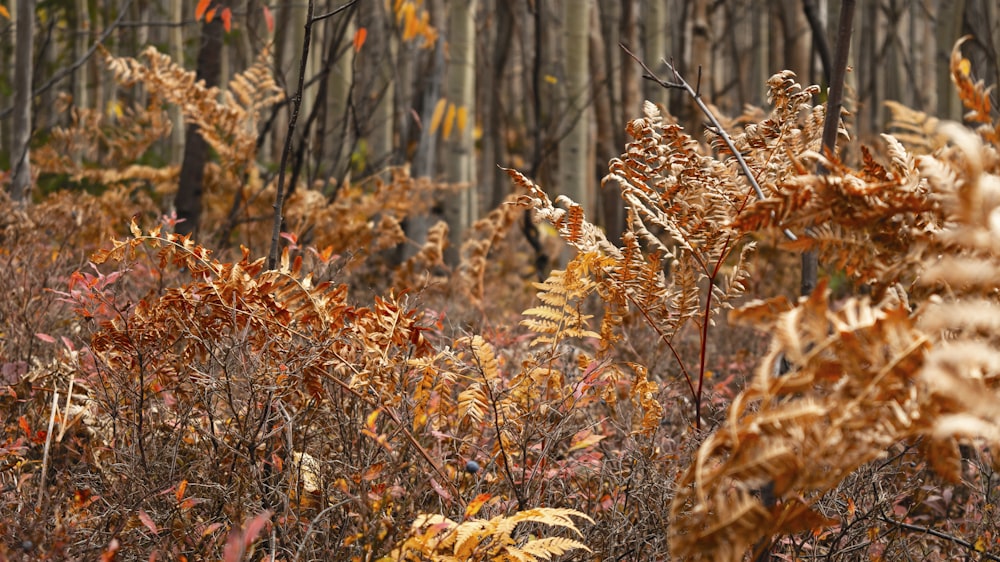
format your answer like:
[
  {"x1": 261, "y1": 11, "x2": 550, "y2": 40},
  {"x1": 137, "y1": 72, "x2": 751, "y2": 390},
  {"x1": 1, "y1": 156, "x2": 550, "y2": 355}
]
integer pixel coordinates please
[
  {"x1": 262, "y1": 5, "x2": 274, "y2": 33},
  {"x1": 354, "y1": 27, "x2": 367, "y2": 53},
  {"x1": 464, "y1": 493, "x2": 491, "y2": 518},
  {"x1": 221, "y1": 7, "x2": 232, "y2": 33},
  {"x1": 195, "y1": 0, "x2": 211, "y2": 21},
  {"x1": 205, "y1": 6, "x2": 217, "y2": 23},
  {"x1": 175, "y1": 479, "x2": 188, "y2": 503},
  {"x1": 362, "y1": 462, "x2": 384, "y2": 481},
  {"x1": 0, "y1": 5, "x2": 10, "y2": 19}
]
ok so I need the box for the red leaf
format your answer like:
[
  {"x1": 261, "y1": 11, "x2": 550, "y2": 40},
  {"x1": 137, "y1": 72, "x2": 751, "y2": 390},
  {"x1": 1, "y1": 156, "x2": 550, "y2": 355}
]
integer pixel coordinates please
[
  {"x1": 18, "y1": 415, "x2": 30, "y2": 437},
  {"x1": 138, "y1": 510, "x2": 159, "y2": 535},
  {"x1": 354, "y1": 27, "x2": 367, "y2": 53},
  {"x1": 100, "y1": 538, "x2": 120, "y2": 562},
  {"x1": 262, "y1": 5, "x2": 274, "y2": 33},
  {"x1": 35, "y1": 332, "x2": 56, "y2": 343},
  {"x1": 221, "y1": 7, "x2": 232, "y2": 32},
  {"x1": 195, "y1": 0, "x2": 211, "y2": 21},
  {"x1": 241, "y1": 511, "x2": 272, "y2": 549},
  {"x1": 223, "y1": 511, "x2": 272, "y2": 562}
]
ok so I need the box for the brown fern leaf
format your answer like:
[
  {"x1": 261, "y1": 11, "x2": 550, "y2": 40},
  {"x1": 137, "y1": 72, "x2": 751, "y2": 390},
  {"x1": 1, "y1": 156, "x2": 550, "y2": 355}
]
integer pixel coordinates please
[
  {"x1": 674, "y1": 121, "x2": 1000, "y2": 561},
  {"x1": 950, "y1": 36, "x2": 1000, "y2": 145}
]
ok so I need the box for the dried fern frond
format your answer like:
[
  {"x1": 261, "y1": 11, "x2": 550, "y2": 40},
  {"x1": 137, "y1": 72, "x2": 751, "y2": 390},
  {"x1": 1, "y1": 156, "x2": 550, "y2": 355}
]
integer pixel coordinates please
[
  {"x1": 672, "y1": 285, "x2": 930, "y2": 561},
  {"x1": 384, "y1": 507, "x2": 592, "y2": 561},
  {"x1": 103, "y1": 46, "x2": 283, "y2": 174},
  {"x1": 950, "y1": 35, "x2": 999, "y2": 145},
  {"x1": 32, "y1": 93, "x2": 176, "y2": 190},
  {"x1": 672, "y1": 109, "x2": 1000, "y2": 562},
  {"x1": 521, "y1": 253, "x2": 603, "y2": 348}
]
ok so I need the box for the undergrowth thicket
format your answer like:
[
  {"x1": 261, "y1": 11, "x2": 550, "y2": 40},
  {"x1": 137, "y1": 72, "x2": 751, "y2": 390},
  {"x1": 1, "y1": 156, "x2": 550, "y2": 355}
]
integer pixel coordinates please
[{"x1": 2, "y1": 38, "x2": 1000, "y2": 561}]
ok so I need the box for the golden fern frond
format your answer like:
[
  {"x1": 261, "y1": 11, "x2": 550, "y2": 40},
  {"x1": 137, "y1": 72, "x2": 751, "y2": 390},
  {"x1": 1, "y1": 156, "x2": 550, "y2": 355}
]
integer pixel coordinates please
[
  {"x1": 514, "y1": 536, "x2": 592, "y2": 560},
  {"x1": 458, "y1": 381, "x2": 490, "y2": 425},
  {"x1": 394, "y1": 220, "x2": 449, "y2": 288},
  {"x1": 103, "y1": 46, "x2": 283, "y2": 174},
  {"x1": 885, "y1": 100, "x2": 946, "y2": 152},
  {"x1": 950, "y1": 36, "x2": 999, "y2": 145},
  {"x1": 457, "y1": 194, "x2": 525, "y2": 304},
  {"x1": 32, "y1": 93, "x2": 175, "y2": 189},
  {"x1": 385, "y1": 508, "x2": 591, "y2": 562},
  {"x1": 520, "y1": 255, "x2": 602, "y2": 348},
  {"x1": 676, "y1": 122, "x2": 1000, "y2": 559}
]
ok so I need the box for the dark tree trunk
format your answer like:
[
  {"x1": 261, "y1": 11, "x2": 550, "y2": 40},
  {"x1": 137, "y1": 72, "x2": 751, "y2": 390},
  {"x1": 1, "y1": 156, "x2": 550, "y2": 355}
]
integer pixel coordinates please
[
  {"x1": 175, "y1": 17, "x2": 224, "y2": 237},
  {"x1": 10, "y1": 0, "x2": 35, "y2": 203}
]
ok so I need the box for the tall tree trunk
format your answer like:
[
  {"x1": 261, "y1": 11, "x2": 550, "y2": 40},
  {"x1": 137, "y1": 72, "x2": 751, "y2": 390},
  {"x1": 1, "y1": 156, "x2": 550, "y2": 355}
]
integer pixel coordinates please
[
  {"x1": 687, "y1": 0, "x2": 710, "y2": 134},
  {"x1": 356, "y1": 2, "x2": 396, "y2": 173},
  {"x1": 590, "y1": 3, "x2": 622, "y2": 243},
  {"x1": 597, "y1": 1, "x2": 622, "y2": 146},
  {"x1": 73, "y1": 0, "x2": 90, "y2": 111},
  {"x1": 559, "y1": 0, "x2": 591, "y2": 219},
  {"x1": 320, "y1": 15, "x2": 354, "y2": 189},
  {"x1": 443, "y1": 0, "x2": 477, "y2": 264},
  {"x1": 751, "y1": 0, "x2": 769, "y2": 106},
  {"x1": 933, "y1": 0, "x2": 965, "y2": 121},
  {"x1": 10, "y1": 0, "x2": 35, "y2": 203},
  {"x1": 168, "y1": 1, "x2": 185, "y2": 165},
  {"x1": 175, "y1": 17, "x2": 224, "y2": 237},
  {"x1": 620, "y1": 0, "x2": 640, "y2": 125},
  {"x1": 483, "y1": 0, "x2": 514, "y2": 210},
  {"x1": 642, "y1": 0, "x2": 669, "y2": 111}
]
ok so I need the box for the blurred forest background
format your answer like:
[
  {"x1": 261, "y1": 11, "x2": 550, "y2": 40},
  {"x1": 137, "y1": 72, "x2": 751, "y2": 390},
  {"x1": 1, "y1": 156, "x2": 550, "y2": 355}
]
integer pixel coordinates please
[
  {"x1": 4, "y1": 2, "x2": 1000, "y2": 559},
  {"x1": 2, "y1": 0, "x2": 998, "y2": 247}
]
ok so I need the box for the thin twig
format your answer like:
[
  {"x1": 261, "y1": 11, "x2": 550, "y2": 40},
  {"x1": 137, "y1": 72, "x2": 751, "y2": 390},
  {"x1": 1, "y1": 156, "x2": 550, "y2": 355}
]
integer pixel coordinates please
[
  {"x1": 37, "y1": 388, "x2": 60, "y2": 510},
  {"x1": 880, "y1": 514, "x2": 1000, "y2": 561},
  {"x1": 268, "y1": 0, "x2": 317, "y2": 269},
  {"x1": 620, "y1": 44, "x2": 797, "y2": 242},
  {"x1": 312, "y1": 0, "x2": 357, "y2": 23}
]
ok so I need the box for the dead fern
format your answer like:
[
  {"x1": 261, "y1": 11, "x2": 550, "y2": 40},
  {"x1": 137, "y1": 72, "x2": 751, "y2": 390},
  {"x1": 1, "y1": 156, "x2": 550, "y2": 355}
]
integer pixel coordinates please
[
  {"x1": 668, "y1": 49, "x2": 1000, "y2": 561},
  {"x1": 383, "y1": 507, "x2": 592, "y2": 561}
]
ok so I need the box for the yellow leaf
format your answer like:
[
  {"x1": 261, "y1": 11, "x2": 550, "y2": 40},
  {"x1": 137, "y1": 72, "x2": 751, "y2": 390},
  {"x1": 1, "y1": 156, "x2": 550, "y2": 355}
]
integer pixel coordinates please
[
  {"x1": 544, "y1": 74, "x2": 558, "y2": 84},
  {"x1": 429, "y1": 98, "x2": 447, "y2": 135},
  {"x1": 106, "y1": 99, "x2": 123, "y2": 119},
  {"x1": 568, "y1": 430, "x2": 606, "y2": 453},
  {"x1": 455, "y1": 105, "x2": 468, "y2": 136},
  {"x1": 365, "y1": 409, "x2": 380, "y2": 430},
  {"x1": 959, "y1": 58, "x2": 972, "y2": 77},
  {"x1": 442, "y1": 103, "x2": 456, "y2": 140},
  {"x1": 975, "y1": 536, "x2": 987, "y2": 552},
  {"x1": 402, "y1": 5, "x2": 418, "y2": 40}
]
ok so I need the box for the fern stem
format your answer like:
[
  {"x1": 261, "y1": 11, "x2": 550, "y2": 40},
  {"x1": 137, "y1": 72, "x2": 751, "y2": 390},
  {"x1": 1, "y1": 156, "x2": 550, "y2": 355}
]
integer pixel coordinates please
[
  {"x1": 622, "y1": 44, "x2": 798, "y2": 242},
  {"x1": 625, "y1": 293, "x2": 695, "y2": 399}
]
